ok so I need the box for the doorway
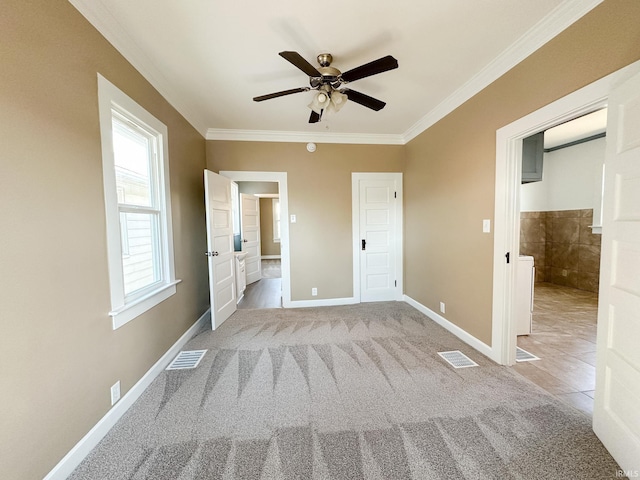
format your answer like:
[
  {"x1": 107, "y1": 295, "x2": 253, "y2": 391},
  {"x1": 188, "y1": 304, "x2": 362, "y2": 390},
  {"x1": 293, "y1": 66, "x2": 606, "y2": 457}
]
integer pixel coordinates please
[
  {"x1": 220, "y1": 171, "x2": 292, "y2": 308},
  {"x1": 490, "y1": 62, "x2": 640, "y2": 366},
  {"x1": 513, "y1": 116, "x2": 606, "y2": 416},
  {"x1": 351, "y1": 172, "x2": 403, "y2": 302},
  {"x1": 236, "y1": 181, "x2": 282, "y2": 309}
]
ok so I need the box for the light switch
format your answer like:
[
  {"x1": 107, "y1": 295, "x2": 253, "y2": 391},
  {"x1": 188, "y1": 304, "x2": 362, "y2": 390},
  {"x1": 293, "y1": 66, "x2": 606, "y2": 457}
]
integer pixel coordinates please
[
  {"x1": 483, "y1": 219, "x2": 491, "y2": 233},
  {"x1": 290, "y1": 214, "x2": 297, "y2": 224}
]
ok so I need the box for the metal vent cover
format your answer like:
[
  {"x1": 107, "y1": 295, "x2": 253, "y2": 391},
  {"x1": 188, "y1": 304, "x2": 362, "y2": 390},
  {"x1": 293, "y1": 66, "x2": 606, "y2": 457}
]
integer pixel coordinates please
[
  {"x1": 516, "y1": 347, "x2": 540, "y2": 362},
  {"x1": 166, "y1": 350, "x2": 207, "y2": 370},
  {"x1": 438, "y1": 350, "x2": 478, "y2": 369}
]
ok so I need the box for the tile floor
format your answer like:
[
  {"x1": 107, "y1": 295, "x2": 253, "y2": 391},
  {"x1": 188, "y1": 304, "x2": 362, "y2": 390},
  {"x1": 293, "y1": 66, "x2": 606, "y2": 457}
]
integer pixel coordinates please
[{"x1": 514, "y1": 282, "x2": 598, "y2": 417}]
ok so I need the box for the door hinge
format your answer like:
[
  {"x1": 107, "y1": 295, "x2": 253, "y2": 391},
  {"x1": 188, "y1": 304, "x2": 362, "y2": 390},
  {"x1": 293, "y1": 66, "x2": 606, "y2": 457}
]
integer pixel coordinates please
[
  {"x1": 394, "y1": 280, "x2": 397, "y2": 287},
  {"x1": 505, "y1": 252, "x2": 510, "y2": 264},
  {"x1": 394, "y1": 191, "x2": 397, "y2": 198}
]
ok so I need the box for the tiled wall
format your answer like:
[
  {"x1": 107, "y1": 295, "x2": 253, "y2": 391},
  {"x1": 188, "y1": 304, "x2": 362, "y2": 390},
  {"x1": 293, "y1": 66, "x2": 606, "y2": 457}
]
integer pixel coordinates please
[{"x1": 520, "y1": 209, "x2": 601, "y2": 293}]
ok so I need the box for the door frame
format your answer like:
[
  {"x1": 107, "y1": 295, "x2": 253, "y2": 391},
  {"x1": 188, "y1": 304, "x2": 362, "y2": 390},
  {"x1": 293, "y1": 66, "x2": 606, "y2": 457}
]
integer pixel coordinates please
[
  {"x1": 352, "y1": 172, "x2": 404, "y2": 302},
  {"x1": 220, "y1": 171, "x2": 291, "y2": 307},
  {"x1": 492, "y1": 59, "x2": 640, "y2": 366}
]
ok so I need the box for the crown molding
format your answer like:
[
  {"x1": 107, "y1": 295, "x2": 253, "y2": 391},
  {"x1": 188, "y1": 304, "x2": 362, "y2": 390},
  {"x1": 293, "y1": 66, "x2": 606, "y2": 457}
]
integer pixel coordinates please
[
  {"x1": 402, "y1": 0, "x2": 604, "y2": 144},
  {"x1": 206, "y1": 128, "x2": 405, "y2": 145},
  {"x1": 68, "y1": 0, "x2": 209, "y2": 137},
  {"x1": 70, "y1": 0, "x2": 601, "y2": 146}
]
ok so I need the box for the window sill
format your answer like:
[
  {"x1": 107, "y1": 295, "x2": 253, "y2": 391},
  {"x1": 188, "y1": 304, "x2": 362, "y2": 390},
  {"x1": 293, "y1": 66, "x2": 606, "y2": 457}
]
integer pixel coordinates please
[
  {"x1": 589, "y1": 225, "x2": 602, "y2": 235},
  {"x1": 273, "y1": 239, "x2": 281, "y2": 243},
  {"x1": 109, "y1": 279, "x2": 181, "y2": 330}
]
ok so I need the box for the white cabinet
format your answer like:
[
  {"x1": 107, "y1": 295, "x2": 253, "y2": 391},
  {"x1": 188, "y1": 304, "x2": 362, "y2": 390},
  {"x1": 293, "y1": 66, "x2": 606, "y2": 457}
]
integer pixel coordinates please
[
  {"x1": 234, "y1": 252, "x2": 247, "y2": 302},
  {"x1": 516, "y1": 255, "x2": 535, "y2": 335}
]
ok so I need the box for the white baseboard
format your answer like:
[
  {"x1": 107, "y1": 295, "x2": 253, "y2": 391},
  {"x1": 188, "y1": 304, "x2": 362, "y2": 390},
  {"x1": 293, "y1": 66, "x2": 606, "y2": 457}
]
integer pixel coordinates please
[
  {"x1": 261, "y1": 255, "x2": 281, "y2": 260},
  {"x1": 403, "y1": 295, "x2": 496, "y2": 361},
  {"x1": 44, "y1": 309, "x2": 211, "y2": 480},
  {"x1": 286, "y1": 297, "x2": 358, "y2": 308}
]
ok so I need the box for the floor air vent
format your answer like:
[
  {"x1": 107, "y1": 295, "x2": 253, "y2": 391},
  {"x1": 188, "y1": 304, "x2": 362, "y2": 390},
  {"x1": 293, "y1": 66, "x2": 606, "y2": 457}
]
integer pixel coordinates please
[
  {"x1": 516, "y1": 347, "x2": 540, "y2": 362},
  {"x1": 438, "y1": 350, "x2": 478, "y2": 369},
  {"x1": 166, "y1": 350, "x2": 207, "y2": 370}
]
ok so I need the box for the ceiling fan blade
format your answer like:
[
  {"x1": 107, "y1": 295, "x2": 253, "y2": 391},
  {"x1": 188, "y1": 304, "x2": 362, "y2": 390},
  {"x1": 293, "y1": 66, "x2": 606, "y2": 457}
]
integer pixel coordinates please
[
  {"x1": 342, "y1": 89, "x2": 386, "y2": 111},
  {"x1": 253, "y1": 87, "x2": 309, "y2": 102},
  {"x1": 340, "y1": 55, "x2": 398, "y2": 83},
  {"x1": 279, "y1": 51, "x2": 322, "y2": 77},
  {"x1": 309, "y1": 110, "x2": 322, "y2": 123}
]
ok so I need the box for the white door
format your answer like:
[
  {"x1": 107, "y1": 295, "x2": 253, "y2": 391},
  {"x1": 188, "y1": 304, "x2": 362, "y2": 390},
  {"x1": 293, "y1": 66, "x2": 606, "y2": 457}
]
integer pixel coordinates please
[
  {"x1": 593, "y1": 70, "x2": 640, "y2": 473},
  {"x1": 204, "y1": 170, "x2": 236, "y2": 329},
  {"x1": 356, "y1": 175, "x2": 402, "y2": 302},
  {"x1": 241, "y1": 193, "x2": 262, "y2": 284}
]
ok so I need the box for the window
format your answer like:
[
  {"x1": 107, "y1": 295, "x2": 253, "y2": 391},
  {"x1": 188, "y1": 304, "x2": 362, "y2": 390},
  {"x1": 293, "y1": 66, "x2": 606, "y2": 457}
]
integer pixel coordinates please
[
  {"x1": 98, "y1": 75, "x2": 179, "y2": 329},
  {"x1": 272, "y1": 198, "x2": 281, "y2": 243}
]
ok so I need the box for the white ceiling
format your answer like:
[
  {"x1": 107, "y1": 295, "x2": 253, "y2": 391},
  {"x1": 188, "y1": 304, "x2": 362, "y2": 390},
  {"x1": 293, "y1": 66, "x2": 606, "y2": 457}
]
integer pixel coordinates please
[
  {"x1": 69, "y1": 0, "x2": 603, "y2": 142},
  {"x1": 544, "y1": 108, "x2": 607, "y2": 149}
]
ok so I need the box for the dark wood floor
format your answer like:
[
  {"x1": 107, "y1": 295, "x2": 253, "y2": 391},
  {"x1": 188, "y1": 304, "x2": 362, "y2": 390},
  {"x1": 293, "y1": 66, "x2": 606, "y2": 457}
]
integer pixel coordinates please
[{"x1": 237, "y1": 278, "x2": 282, "y2": 309}]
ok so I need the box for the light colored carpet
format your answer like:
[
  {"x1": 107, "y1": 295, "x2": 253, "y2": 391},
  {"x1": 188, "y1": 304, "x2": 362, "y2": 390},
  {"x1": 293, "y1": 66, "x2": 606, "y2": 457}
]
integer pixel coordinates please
[{"x1": 69, "y1": 302, "x2": 622, "y2": 479}]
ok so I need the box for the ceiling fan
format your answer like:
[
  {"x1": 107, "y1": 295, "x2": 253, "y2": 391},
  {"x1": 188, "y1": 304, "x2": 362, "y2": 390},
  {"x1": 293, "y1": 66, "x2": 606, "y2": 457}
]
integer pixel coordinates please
[{"x1": 253, "y1": 51, "x2": 398, "y2": 123}]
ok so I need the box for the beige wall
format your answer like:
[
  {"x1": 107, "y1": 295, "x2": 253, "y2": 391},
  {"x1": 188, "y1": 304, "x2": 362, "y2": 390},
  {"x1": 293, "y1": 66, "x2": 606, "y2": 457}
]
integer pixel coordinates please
[
  {"x1": 260, "y1": 198, "x2": 282, "y2": 256},
  {"x1": 207, "y1": 142, "x2": 405, "y2": 300},
  {"x1": 4, "y1": 0, "x2": 640, "y2": 478},
  {"x1": 0, "y1": 2, "x2": 209, "y2": 479},
  {"x1": 238, "y1": 181, "x2": 279, "y2": 195},
  {"x1": 404, "y1": 0, "x2": 640, "y2": 345}
]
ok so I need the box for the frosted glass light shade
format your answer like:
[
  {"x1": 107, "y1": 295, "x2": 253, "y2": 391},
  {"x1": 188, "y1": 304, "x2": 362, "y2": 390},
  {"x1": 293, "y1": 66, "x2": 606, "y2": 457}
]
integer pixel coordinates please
[{"x1": 308, "y1": 91, "x2": 331, "y2": 114}]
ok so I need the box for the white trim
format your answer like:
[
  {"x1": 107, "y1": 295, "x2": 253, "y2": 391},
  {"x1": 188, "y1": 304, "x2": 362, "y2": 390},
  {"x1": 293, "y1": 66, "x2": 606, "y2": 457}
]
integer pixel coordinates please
[
  {"x1": 109, "y1": 280, "x2": 181, "y2": 330},
  {"x1": 403, "y1": 0, "x2": 603, "y2": 143},
  {"x1": 43, "y1": 309, "x2": 211, "y2": 480},
  {"x1": 403, "y1": 295, "x2": 496, "y2": 362},
  {"x1": 261, "y1": 255, "x2": 281, "y2": 260},
  {"x1": 70, "y1": 0, "x2": 209, "y2": 136},
  {"x1": 492, "y1": 59, "x2": 640, "y2": 366},
  {"x1": 206, "y1": 128, "x2": 404, "y2": 145},
  {"x1": 219, "y1": 171, "x2": 292, "y2": 308},
  {"x1": 352, "y1": 173, "x2": 404, "y2": 302},
  {"x1": 72, "y1": 1, "x2": 600, "y2": 145},
  {"x1": 98, "y1": 74, "x2": 179, "y2": 330},
  {"x1": 289, "y1": 297, "x2": 358, "y2": 308}
]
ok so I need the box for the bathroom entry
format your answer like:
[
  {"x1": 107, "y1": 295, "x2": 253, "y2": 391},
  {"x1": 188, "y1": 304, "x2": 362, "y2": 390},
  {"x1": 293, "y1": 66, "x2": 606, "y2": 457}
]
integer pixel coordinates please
[
  {"x1": 518, "y1": 110, "x2": 606, "y2": 312},
  {"x1": 515, "y1": 109, "x2": 606, "y2": 415},
  {"x1": 233, "y1": 181, "x2": 283, "y2": 309}
]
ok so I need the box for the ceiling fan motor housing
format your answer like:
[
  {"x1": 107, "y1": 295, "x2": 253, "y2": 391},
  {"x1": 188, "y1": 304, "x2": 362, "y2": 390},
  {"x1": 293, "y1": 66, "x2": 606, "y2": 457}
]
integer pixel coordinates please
[{"x1": 317, "y1": 53, "x2": 333, "y2": 67}]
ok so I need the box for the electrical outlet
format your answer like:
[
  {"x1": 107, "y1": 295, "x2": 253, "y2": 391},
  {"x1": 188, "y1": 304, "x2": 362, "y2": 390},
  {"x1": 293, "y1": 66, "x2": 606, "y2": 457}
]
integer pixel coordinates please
[
  {"x1": 483, "y1": 219, "x2": 491, "y2": 233},
  {"x1": 290, "y1": 214, "x2": 297, "y2": 223},
  {"x1": 311, "y1": 287, "x2": 317, "y2": 296},
  {"x1": 111, "y1": 381, "x2": 121, "y2": 406},
  {"x1": 440, "y1": 302, "x2": 446, "y2": 314},
  {"x1": 562, "y1": 269, "x2": 568, "y2": 277}
]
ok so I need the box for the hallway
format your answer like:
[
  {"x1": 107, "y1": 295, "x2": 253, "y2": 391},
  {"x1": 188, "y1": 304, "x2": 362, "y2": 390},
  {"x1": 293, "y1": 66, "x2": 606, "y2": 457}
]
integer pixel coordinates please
[{"x1": 237, "y1": 259, "x2": 282, "y2": 309}]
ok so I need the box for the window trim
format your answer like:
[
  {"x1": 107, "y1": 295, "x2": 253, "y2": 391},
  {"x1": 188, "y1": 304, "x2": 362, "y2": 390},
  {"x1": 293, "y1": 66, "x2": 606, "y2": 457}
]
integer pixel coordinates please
[
  {"x1": 272, "y1": 197, "x2": 281, "y2": 243},
  {"x1": 98, "y1": 74, "x2": 179, "y2": 330}
]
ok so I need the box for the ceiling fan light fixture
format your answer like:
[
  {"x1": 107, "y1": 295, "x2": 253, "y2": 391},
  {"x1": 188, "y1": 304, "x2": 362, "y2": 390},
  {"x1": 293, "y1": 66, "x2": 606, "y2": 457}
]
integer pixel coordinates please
[
  {"x1": 308, "y1": 90, "x2": 330, "y2": 114},
  {"x1": 328, "y1": 90, "x2": 347, "y2": 113}
]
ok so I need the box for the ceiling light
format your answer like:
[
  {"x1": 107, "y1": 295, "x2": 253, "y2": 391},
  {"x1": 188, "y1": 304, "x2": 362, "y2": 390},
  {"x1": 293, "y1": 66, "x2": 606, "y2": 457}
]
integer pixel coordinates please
[
  {"x1": 309, "y1": 91, "x2": 330, "y2": 114},
  {"x1": 326, "y1": 90, "x2": 347, "y2": 114}
]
